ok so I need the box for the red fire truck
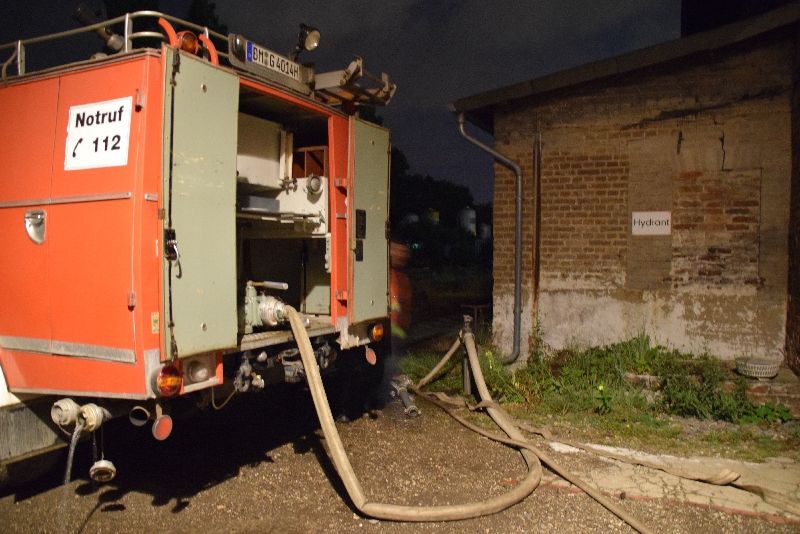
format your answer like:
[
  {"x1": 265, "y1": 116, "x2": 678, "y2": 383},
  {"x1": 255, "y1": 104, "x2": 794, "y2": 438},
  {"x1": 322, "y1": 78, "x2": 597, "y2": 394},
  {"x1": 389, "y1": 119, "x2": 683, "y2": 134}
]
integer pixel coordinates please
[{"x1": 0, "y1": 10, "x2": 394, "y2": 486}]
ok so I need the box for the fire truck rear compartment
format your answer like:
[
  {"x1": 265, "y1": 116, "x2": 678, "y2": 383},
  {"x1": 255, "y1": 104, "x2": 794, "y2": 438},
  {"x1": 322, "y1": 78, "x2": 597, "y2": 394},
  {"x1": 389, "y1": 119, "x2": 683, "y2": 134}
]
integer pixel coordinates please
[
  {"x1": 1, "y1": 23, "x2": 390, "y2": 481},
  {"x1": 161, "y1": 49, "x2": 343, "y2": 364},
  {"x1": 235, "y1": 91, "x2": 332, "y2": 316}
]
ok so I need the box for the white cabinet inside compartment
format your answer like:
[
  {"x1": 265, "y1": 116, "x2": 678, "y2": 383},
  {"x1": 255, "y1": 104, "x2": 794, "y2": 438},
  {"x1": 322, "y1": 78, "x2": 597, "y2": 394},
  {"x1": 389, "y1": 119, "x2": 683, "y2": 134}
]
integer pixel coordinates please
[{"x1": 237, "y1": 113, "x2": 293, "y2": 189}]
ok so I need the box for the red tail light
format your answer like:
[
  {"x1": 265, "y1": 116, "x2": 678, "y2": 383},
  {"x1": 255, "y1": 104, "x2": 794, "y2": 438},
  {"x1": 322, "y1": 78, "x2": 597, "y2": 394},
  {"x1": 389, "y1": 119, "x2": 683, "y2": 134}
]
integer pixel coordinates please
[{"x1": 157, "y1": 364, "x2": 182, "y2": 397}]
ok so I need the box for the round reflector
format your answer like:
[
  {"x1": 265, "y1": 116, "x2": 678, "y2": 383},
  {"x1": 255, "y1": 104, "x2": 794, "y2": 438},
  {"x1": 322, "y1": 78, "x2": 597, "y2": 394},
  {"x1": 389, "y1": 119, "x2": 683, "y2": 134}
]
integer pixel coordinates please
[
  {"x1": 157, "y1": 365, "x2": 182, "y2": 397},
  {"x1": 365, "y1": 347, "x2": 377, "y2": 366},
  {"x1": 152, "y1": 415, "x2": 173, "y2": 441}
]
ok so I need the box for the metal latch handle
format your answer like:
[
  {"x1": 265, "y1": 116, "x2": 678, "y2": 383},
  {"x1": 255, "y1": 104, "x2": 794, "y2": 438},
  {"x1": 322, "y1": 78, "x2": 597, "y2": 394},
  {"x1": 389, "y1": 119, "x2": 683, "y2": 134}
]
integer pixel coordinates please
[
  {"x1": 24, "y1": 209, "x2": 46, "y2": 244},
  {"x1": 164, "y1": 227, "x2": 182, "y2": 278}
]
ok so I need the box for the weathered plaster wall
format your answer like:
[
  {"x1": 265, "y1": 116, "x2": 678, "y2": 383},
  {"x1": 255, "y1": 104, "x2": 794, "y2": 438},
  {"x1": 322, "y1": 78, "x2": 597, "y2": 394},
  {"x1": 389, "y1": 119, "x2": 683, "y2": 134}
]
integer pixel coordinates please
[
  {"x1": 788, "y1": 33, "x2": 800, "y2": 373},
  {"x1": 491, "y1": 33, "x2": 793, "y2": 361}
]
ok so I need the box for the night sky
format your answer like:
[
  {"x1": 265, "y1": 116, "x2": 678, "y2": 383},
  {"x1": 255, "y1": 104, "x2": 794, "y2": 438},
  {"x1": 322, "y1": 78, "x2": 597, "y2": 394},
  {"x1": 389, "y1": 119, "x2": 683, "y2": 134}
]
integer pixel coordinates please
[{"x1": 1, "y1": 1, "x2": 680, "y2": 203}]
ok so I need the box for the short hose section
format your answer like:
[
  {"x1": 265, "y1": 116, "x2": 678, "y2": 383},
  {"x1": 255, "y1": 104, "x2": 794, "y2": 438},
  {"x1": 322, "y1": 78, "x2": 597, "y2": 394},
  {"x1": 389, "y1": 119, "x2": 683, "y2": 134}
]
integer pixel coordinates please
[{"x1": 286, "y1": 306, "x2": 653, "y2": 531}]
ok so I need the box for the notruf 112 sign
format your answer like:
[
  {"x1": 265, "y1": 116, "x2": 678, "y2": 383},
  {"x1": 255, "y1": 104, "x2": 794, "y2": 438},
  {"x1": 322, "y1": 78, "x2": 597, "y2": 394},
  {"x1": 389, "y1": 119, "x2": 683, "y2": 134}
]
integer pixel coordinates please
[{"x1": 65, "y1": 97, "x2": 133, "y2": 170}]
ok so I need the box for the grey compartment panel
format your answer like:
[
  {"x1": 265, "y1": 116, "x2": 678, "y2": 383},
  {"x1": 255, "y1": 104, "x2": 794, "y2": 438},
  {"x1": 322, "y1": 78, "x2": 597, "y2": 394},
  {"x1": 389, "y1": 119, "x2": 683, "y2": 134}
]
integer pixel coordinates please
[
  {"x1": 351, "y1": 119, "x2": 390, "y2": 323},
  {"x1": 163, "y1": 50, "x2": 239, "y2": 358}
]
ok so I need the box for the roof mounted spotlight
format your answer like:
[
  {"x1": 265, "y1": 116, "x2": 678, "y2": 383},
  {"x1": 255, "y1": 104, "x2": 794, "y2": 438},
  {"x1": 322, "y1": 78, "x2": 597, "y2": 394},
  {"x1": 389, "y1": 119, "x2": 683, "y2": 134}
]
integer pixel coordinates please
[
  {"x1": 72, "y1": 3, "x2": 124, "y2": 53},
  {"x1": 289, "y1": 24, "x2": 320, "y2": 61}
]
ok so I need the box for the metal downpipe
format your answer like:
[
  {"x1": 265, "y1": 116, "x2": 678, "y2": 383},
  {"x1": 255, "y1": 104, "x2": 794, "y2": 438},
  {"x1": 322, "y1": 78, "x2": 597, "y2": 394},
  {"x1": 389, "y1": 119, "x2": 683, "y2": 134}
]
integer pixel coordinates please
[{"x1": 457, "y1": 113, "x2": 521, "y2": 364}]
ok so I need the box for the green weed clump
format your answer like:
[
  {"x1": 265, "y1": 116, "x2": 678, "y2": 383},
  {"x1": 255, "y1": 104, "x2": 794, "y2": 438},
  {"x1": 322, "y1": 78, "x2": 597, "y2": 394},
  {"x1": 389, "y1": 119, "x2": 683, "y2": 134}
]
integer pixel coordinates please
[
  {"x1": 654, "y1": 353, "x2": 793, "y2": 424},
  {"x1": 480, "y1": 350, "x2": 525, "y2": 404},
  {"x1": 655, "y1": 353, "x2": 744, "y2": 422},
  {"x1": 399, "y1": 350, "x2": 463, "y2": 393},
  {"x1": 739, "y1": 401, "x2": 793, "y2": 425},
  {"x1": 399, "y1": 329, "x2": 792, "y2": 427},
  {"x1": 516, "y1": 331, "x2": 665, "y2": 417}
]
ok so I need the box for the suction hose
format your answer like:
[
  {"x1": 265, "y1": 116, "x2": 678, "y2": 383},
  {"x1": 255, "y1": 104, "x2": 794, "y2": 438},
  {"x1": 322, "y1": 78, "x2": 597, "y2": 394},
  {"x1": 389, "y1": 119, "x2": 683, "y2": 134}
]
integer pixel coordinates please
[
  {"x1": 287, "y1": 306, "x2": 653, "y2": 531},
  {"x1": 285, "y1": 306, "x2": 541, "y2": 521}
]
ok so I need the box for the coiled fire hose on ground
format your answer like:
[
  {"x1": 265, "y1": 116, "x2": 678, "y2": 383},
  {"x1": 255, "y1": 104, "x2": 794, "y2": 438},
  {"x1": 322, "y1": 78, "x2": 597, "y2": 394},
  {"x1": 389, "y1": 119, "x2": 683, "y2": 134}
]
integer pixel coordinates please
[{"x1": 285, "y1": 306, "x2": 654, "y2": 531}]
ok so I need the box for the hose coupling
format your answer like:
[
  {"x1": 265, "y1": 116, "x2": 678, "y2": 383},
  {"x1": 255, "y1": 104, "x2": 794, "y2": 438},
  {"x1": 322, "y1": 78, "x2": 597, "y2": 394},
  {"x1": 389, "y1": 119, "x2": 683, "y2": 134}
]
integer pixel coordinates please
[{"x1": 390, "y1": 376, "x2": 419, "y2": 417}]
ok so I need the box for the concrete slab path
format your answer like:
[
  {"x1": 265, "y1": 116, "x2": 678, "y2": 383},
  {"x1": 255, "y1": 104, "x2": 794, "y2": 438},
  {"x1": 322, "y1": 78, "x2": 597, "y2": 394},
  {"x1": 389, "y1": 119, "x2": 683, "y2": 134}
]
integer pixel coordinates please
[{"x1": 542, "y1": 441, "x2": 800, "y2": 524}]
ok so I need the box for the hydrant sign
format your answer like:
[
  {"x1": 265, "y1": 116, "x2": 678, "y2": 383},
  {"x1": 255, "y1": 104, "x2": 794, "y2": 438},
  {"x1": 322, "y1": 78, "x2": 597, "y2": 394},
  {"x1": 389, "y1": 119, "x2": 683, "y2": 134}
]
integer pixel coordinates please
[
  {"x1": 65, "y1": 97, "x2": 132, "y2": 170},
  {"x1": 631, "y1": 211, "x2": 671, "y2": 235}
]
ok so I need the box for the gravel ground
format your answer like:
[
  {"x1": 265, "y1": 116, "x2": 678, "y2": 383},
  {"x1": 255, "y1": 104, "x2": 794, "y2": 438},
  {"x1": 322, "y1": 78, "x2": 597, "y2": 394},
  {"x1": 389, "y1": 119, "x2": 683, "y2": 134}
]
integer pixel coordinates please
[{"x1": 1, "y1": 380, "x2": 797, "y2": 534}]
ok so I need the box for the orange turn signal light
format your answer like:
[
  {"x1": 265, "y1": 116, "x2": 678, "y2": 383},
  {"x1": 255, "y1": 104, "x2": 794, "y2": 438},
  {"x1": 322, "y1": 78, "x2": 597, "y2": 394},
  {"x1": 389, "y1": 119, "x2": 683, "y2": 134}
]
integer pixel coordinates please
[
  {"x1": 157, "y1": 364, "x2": 182, "y2": 397},
  {"x1": 176, "y1": 31, "x2": 199, "y2": 54},
  {"x1": 369, "y1": 323, "x2": 384, "y2": 342}
]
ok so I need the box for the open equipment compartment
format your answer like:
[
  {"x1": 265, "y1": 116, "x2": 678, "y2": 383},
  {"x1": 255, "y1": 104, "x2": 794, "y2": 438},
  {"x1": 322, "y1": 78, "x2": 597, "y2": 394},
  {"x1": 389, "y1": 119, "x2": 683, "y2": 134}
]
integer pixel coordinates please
[{"x1": 235, "y1": 81, "x2": 334, "y2": 336}]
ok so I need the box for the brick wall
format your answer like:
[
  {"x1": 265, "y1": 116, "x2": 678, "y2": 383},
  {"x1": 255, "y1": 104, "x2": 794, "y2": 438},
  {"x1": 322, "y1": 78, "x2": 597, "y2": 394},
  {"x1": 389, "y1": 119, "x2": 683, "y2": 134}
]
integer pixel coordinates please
[
  {"x1": 671, "y1": 169, "x2": 761, "y2": 287},
  {"x1": 490, "y1": 31, "x2": 793, "y2": 361},
  {"x1": 539, "y1": 149, "x2": 629, "y2": 288}
]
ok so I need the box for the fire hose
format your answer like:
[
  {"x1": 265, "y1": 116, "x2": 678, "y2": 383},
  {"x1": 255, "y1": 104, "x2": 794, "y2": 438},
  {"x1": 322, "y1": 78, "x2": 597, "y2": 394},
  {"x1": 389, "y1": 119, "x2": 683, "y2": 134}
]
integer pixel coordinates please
[{"x1": 285, "y1": 306, "x2": 654, "y2": 531}]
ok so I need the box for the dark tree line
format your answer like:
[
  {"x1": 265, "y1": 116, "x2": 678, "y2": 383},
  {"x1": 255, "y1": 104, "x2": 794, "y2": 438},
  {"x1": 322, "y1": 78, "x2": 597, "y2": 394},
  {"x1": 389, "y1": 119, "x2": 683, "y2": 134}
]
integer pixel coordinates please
[{"x1": 357, "y1": 110, "x2": 491, "y2": 268}]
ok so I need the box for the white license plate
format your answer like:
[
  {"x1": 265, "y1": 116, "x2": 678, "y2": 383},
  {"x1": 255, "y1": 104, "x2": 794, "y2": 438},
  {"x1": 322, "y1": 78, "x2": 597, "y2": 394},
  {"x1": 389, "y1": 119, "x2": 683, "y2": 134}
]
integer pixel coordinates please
[{"x1": 246, "y1": 41, "x2": 301, "y2": 82}]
